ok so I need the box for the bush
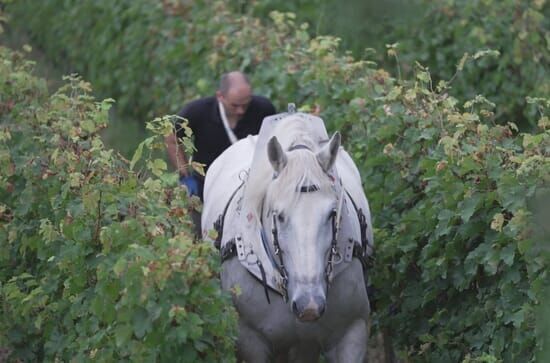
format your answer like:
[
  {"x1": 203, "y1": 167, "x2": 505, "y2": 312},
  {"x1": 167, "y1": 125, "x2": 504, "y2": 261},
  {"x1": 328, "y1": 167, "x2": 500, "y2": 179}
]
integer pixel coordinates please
[
  {"x1": 351, "y1": 64, "x2": 549, "y2": 362},
  {"x1": 0, "y1": 45, "x2": 237, "y2": 362},
  {"x1": 4, "y1": 1, "x2": 549, "y2": 361},
  {"x1": 385, "y1": 0, "x2": 549, "y2": 130}
]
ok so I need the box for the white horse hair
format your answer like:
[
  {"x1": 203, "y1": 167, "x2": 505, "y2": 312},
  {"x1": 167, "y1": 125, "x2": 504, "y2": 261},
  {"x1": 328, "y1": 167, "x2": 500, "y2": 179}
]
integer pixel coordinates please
[{"x1": 202, "y1": 112, "x2": 373, "y2": 362}]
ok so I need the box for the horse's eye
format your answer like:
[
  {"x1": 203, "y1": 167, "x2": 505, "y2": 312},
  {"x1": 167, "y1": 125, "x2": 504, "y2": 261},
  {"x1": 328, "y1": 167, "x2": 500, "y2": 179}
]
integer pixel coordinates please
[
  {"x1": 277, "y1": 213, "x2": 285, "y2": 223},
  {"x1": 328, "y1": 209, "x2": 337, "y2": 220}
]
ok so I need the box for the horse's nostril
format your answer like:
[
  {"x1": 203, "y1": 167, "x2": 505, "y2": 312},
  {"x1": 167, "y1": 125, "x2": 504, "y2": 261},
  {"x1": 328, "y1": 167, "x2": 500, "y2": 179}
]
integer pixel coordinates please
[
  {"x1": 318, "y1": 301, "x2": 326, "y2": 316},
  {"x1": 292, "y1": 300, "x2": 299, "y2": 314},
  {"x1": 316, "y1": 297, "x2": 326, "y2": 316}
]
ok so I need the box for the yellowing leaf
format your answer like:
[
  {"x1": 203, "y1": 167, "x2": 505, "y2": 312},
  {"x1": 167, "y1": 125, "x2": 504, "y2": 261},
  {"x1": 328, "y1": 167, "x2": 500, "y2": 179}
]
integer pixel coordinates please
[
  {"x1": 457, "y1": 52, "x2": 469, "y2": 71},
  {"x1": 148, "y1": 158, "x2": 167, "y2": 177},
  {"x1": 386, "y1": 86, "x2": 402, "y2": 101},
  {"x1": 491, "y1": 213, "x2": 505, "y2": 232}
]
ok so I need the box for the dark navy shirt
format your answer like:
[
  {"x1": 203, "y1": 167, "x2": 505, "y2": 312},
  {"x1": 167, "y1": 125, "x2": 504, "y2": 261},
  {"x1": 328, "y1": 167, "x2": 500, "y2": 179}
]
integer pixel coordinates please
[{"x1": 175, "y1": 95, "x2": 276, "y2": 172}]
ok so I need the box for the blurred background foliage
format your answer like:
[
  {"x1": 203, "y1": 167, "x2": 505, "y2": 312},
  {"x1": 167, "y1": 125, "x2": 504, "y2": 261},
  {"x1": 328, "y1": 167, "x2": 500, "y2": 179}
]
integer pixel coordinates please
[
  {"x1": 2, "y1": 0, "x2": 547, "y2": 156},
  {"x1": 1, "y1": 0, "x2": 548, "y2": 362},
  {"x1": 237, "y1": 0, "x2": 548, "y2": 130},
  {"x1": 231, "y1": 0, "x2": 424, "y2": 59}
]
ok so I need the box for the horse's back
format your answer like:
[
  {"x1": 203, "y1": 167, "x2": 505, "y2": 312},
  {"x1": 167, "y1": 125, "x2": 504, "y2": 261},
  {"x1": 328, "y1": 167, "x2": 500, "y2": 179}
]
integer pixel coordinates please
[{"x1": 201, "y1": 135, "x2": 257, "y2": 241}]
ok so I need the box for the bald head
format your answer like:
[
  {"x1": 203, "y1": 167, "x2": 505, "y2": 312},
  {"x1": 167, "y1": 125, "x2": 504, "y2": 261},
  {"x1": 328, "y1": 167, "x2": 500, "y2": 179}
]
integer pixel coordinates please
[
  {"x1": 218, "y1": 71, "x2": 251, "y2": 95},
  {"x1": 217, "y1": 71, "x2": 253, "y2": 123}
]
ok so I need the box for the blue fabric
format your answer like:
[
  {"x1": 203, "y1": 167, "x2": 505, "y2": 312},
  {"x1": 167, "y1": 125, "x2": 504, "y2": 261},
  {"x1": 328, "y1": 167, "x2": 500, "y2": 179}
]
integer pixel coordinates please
[{"x1": 179, "y1": 175, "x2": 199, "y2": 196}]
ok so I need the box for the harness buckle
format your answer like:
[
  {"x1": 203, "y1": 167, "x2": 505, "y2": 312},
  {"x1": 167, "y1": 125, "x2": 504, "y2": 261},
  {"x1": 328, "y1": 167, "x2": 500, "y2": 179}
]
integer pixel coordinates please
[{"x1": 331, "y1": 246, "x2": 343, "y2": 265}]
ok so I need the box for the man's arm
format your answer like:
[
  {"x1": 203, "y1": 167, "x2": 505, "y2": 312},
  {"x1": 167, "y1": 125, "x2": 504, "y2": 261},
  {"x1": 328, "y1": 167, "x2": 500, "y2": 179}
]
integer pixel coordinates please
[{"x1": 165, "y1": 133, "x2": 189, "y2": 177}]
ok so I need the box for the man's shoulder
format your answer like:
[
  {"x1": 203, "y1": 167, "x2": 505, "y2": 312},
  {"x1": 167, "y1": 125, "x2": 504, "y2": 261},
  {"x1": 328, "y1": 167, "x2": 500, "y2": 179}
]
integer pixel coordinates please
[
  {"x1": 176, "y1": 96, "x2": 217, "y2": 130},
  {"x1": 179, "y1": 96, "x2": 216, "y2": 116},
  {"x1": 250, "y1": 95, "x2": 276, "y2": 114},
  {"x1": 183, "y1": 96, "x2": 216, "y2": 110}
]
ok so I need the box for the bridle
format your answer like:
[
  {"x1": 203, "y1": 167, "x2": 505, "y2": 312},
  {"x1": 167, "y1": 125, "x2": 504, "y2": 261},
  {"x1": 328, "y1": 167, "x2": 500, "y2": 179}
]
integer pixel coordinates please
[
  {"x1": 267, "y1": 193, "x2": 343, "y2": 302},
  {"x1": 264, "y1": 149, "x2": 345, "y2": 302},
  {"x1": 270, "y1": 212, "x2": 289, "y2": 300}
]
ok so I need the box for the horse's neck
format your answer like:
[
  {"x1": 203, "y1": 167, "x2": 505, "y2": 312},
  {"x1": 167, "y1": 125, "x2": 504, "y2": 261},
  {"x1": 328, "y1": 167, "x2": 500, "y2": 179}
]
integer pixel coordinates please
[{"x1": 242, "y1": 159, "x2": 272, "y2": 217}]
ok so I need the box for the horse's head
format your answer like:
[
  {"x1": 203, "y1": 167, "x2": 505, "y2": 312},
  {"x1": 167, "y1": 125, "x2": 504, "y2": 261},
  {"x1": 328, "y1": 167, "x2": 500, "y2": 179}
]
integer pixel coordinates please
[{"x1": 263, "y1": 131, "x2": 341, "y2": 322}]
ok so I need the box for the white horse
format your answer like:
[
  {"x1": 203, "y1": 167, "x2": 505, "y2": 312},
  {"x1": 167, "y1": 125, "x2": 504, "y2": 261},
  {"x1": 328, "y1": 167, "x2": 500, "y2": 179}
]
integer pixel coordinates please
[{"x1": 202, "y1": 112, "x2": 374, "y2": 362}]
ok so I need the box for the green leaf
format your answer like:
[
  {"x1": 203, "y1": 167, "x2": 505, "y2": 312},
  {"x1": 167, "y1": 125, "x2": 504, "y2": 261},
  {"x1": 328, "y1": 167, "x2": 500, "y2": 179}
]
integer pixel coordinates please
[
  {"x1": 133, "y1": 307, "x2": 151, "y2": 339},
  {"x1": 459, "y1": 194, "x2": 481, "y2": 222},
  {"x1": 114, "y1": 323, "x2": 133, "y2": 347},
  {"x1": 130, "y1": 141, "x2": 145, "y2": 171},
  {"x1": 504, "y1": 307, "x2": 526, "y2": 328},
  {"x1": 113, "y1": 258, "x2": 127, "y2": 277},
  {"x1": 500, "y1": 244, "x2": 515, "y2": 266}
]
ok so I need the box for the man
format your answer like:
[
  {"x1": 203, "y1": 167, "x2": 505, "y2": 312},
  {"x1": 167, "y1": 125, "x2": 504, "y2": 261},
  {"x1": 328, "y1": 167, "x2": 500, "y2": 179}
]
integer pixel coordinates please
[{"x1": 165, "y1": 71, "x2": 276, "y2": 201}]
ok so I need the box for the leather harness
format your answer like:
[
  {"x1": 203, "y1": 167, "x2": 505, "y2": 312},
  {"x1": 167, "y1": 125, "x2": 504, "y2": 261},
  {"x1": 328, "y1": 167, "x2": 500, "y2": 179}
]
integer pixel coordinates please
[{"x1": 214, "y1": 182, "x2": 373, "y2": 302}]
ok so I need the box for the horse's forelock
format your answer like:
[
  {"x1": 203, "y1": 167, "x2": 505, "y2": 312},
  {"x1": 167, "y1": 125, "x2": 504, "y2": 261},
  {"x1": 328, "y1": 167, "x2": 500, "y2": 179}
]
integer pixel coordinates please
[
  {"x1": 267, "y1": 150, "x2": 334, "y2": 208},
  {"x1": 246, "y1": 114, "x2": 332, "y2": 215}
]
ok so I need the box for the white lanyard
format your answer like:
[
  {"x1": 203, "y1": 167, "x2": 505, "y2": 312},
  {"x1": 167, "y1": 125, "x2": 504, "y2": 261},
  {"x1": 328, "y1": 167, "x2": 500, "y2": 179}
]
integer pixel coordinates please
[{"x1": 218, "y1": 101, "x2": 238, "y2": 144}]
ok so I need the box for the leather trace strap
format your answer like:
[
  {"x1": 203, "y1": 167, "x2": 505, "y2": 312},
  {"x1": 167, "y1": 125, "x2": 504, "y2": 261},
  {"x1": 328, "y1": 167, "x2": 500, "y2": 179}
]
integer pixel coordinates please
[
  {"x1": 220, "y1": 238, "x2": 272, "y2": 304},
  {"x1": 214, "y1": 181, "x2": 245, "y2": 249},
  {"x1": 352, "y1": 240, "x2": 370, "y2": 272},
  {"x1": 220, "y1": 238, "x2": 237, "y2": 262},
  {"x1": 345, "y1": 190, "x2": 374, "y2": 270}
]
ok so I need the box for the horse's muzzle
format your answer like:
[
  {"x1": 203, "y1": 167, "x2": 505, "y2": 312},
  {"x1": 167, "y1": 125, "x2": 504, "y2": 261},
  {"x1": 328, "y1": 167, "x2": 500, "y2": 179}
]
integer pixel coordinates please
[{"x1": 292, "y1": 294, "x2": 326, "y2": 322}]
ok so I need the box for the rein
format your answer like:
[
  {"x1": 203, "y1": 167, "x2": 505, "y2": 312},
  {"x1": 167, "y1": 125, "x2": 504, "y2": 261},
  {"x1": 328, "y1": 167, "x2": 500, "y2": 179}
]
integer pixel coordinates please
[
  {"x1": 325, "y1": 185, "x2": 345, "y2": 283},
  {"x1": 270, "y1": 213, "x2": 289, "y2": 301}
]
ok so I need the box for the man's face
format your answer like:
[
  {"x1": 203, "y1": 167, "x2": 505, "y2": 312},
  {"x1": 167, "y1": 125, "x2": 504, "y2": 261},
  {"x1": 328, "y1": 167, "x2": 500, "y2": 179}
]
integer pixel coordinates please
[{"x1": 218, "y1": 84, "x2": 252, "y2": 121}]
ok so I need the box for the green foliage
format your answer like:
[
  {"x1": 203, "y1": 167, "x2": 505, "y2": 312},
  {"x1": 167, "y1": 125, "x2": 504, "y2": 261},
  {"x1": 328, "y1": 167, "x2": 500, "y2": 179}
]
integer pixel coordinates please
[
  {"x1": 237, "y1": 0, "x2": 423, "y2": 59},
  {"x1": 3, "y1": 1, "x2": 549, "y2": 361},
  {"x1": 356, "y1": 65, "x2": 549, "y2": 362},
  {"x1": 386, "y1": 0, "x2": 549, "y2": 130},
  {"x1": 0, "y1": 46, "x2": 237, "y2": 362}
]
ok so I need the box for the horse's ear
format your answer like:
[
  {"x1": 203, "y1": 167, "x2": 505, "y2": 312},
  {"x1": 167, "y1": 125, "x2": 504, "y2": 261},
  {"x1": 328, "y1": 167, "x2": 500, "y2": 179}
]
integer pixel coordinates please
[
  {"x1": 317, "y1": 132, "x2": 341, "y2": 172},
  {"x1": 267, "y1": 136, "x2": 287, "y2": 173}
]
